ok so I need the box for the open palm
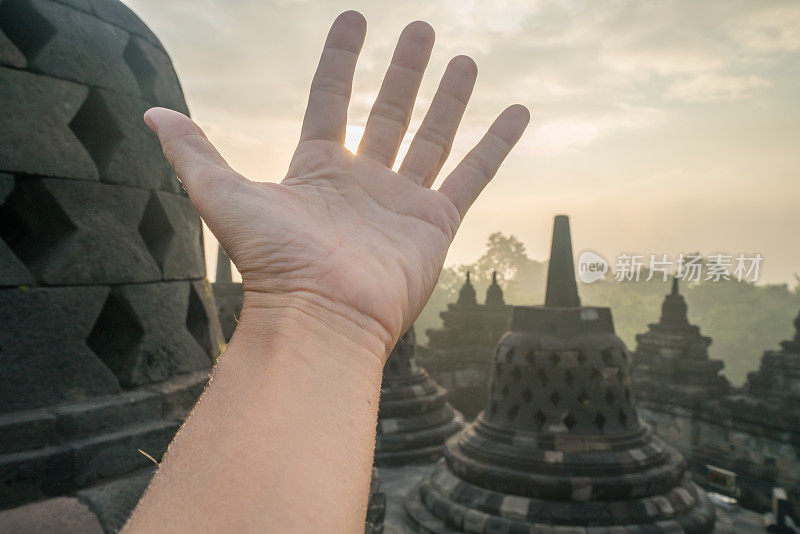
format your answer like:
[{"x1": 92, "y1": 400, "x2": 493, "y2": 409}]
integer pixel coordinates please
[{"x1": 144, "y1": 11, "x2": 529, "y2": 356}]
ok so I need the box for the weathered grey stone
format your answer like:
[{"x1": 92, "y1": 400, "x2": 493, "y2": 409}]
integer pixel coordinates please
[
  {"x1": 124, "y1": 35, "x2": 189, "y2": 114},
  {"x1": 81, "y1": 88, "x2": 177, "y2": 190},
  {"x1": 0, "y1": 173, "x2": 35, "y2": 287},
  {"x1": 89, "y1": 0, "x2": 163, "y2": 49},
  {"x1": 87, "y1": 281, "x2": 217, "y2": 388},
  {"x1": 147, "y1": 369, "x2": 210, "y2": 421},
  {"x1": 70, "y1": 420, "x2": 176, "y2": 487},
  {"x1": 51, "y1": 390, "x2": 161, "y2": 440},
  {"x1": 77, "y1": 468, "x2": 154, "y2": 533},
  {"x1": 187, "y1": 279, "x2": 225, "y2": 361},
  {"x1": 14, "y1": 0, "x2": 141, "y2": 94},
  {"x1": 421, "y1": 272, "x2": 511, "y2": 420},
  {"x1": 0, "y1": 286, "x2": 121, "y2": 413},
  {"x1": 0, "y1": 445, "x2": 73, "y2": 507},
  {"x1": 1, "y1": 177, "x2": 163, "y2": 285},
  {"x1": 0, "y1": 496, "x2": 103, "y2": 534},
  {"x1": 141, "y1": 192, "x2": 205, "y2": 280},
  {"x1": 0, "y1": 408, "x2": 57, "y2": 454},
  {"x1": 0, "y1": 67, "x2": 96, "y2": 179},
  {"x1": 0, "y1": 26, "x2": 26, "y2": 68},
  {"x1": 376, "y1": 327, "x2": 463, "y2": 466}
]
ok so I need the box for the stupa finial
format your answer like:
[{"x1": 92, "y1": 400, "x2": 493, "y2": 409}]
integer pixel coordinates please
[
  {"x1": 671, "y1": 275, "x2": 680, "y2": 296},
  {"x1": 544, "y1": 215, "x2": 580, "y2": 307}
]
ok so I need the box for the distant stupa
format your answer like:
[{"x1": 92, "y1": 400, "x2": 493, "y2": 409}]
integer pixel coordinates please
[
  {"x1": 632, "y1": 277, "x2": 729, "y2": 403},
  {"x1": 375, "y1": 326, "x2": 463, "y2": 465},
  {"x1": 421, "y1": 272, "x2": 512, "y2": 418},
  {"x1": 405, "y1": 215, "x2": 716, "y2": 532}
]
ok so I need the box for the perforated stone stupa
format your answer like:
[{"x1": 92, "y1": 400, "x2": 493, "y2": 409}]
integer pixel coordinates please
[
  {"x1": 405, "y1": 215, "x2": 716, "y2": 533},
  {"x1": 376, "y1": 327, "x2": 464, "y2": 466},
  {"x1": 632, "y1": 277, "x2": 729, "y2": 404},
  {"x1": 0, "y1": 0, "x2": 222, "y2": 530}
]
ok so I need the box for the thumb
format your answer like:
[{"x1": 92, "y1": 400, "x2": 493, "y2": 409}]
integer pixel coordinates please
[{"x1": 144, "y1": 107, "x2": 242, "y2": 217}]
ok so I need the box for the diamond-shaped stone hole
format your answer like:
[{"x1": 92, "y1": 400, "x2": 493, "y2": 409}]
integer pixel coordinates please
[
  {"x1": 563, "y1": 411, "x2": 577, "y2": 431},
  {"x1": 577, "y1": 351, "x2": 587, "y2": 365},
  {"x1": 123, "y1": 37, "x2": 158, "y2": 102},
  {"x1": 594, "y1": 412, "x2": 606, "y2": 430},
  {"x1": 138, "y1": 193, "x2": 173, "y2": 272},
  {"x1": 69, "y1": 90, "x2": 124, "y2": 175},
  {"x1": 0, "y1": 179, "x2": 76, "y2": 271},
  {"x1": 187, "y1": 283, "x2": 213, "y2": 360},
  {"x1": 0, "y1": 0, "x2": 56, "y2": 62},
  {"x1": 521, "y1": 388, "x2": 533, "y2": 405},
  {"x1": 507, "y1": 404, "x2": 519, "y2": 421},
  {"x1": 601, "y1": 348, "x2": 614, "y2": 366},
  {"x1": 605, "y1": 390, "x2": 615, "y2": 406},
  {"x1": 533, "y1": 409, "x2": 546, "y2": 431},
  {"x1": 578, "y1": 390, "x2": 589, "y2": 405},
  {"x1": 510, "y1": 365, "x2": 522, "y2": 381},
  {"x1": 564, "y1": 369, "x2": 574, "y2": 386},
  {"x1": 549, "y1": 352, "x2": 561, "y2": 366},
  {"x1": 87, "y1": 291, "x2": 144, "y2": 388},
  {"x1": 536, "y1": 367, "x2": 548, "y2": 386},
  {"x1": 549, "y1": 390, "x2": 560, "y2": 406}
]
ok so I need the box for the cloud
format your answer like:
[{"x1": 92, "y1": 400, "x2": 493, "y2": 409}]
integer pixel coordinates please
[{"x1": 665, "y1": 74, "x2": 772, "y2": 102}]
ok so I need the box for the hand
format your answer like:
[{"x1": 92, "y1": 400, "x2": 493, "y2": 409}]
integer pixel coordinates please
[{"x1": 144, "y1": 11, "x2": 529, "y2": 358}]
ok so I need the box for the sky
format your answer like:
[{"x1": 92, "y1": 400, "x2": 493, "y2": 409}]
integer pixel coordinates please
[{"x1": 123, "y1": 0, "x2": 800, "y2": 285}]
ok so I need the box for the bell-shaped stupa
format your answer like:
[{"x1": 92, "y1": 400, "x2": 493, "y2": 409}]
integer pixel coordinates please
[
  {"x1": 405, "y1": 215, "x2": 716, "y2": 532},
  {"x1": 375, "y1": 326, "x2": 464, "y2": 465},
  {"x1": 0, "y1": 0, "x2": 222, "y2": 529},
  {"x1": 632, "y1": 277, "x2": 729, "y2": 403}
]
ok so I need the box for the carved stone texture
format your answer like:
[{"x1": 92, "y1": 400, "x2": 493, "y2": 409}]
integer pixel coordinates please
[
  {"x1": 421, "y1": 272, "x2": 512, "y2": 419},
  {"x1": 87, "y1": 281, "x2": 221, "y2": 388},
  {"x1": 0, "y1": 174, "x2": 34, "y2": 286},
  {"x1": 0, "y1": 1, "x2": 217, "y2": 516},
  {"x1": 632, "y1": 277, "x2": 729, "y2": 406},
  {"x1": 88, "y1": 0, "x2": 163, "y2": 49},
  {"x1": 0, "y1": 0, "x2": 140, "y2": 94},
  {"x1": 406, "y1": 215, "x2": 716, "y2": 533},
  {"x1": 0, "y1": 68, "x2": 96, "y2": 180},
  {"x1": 376, "y1": 327, "x2": 464, "y2": 466},
  {"x1": 73, "y1": 88, "x2": 179, "y2": 191},
  {"x1": 0, "y1": 286, "x2": 120, "y2": 413}
]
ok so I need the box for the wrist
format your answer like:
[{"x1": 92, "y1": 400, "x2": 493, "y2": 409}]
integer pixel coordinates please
[{"x1": 230, "y1": 289, "x2": 390, "y2": 377}]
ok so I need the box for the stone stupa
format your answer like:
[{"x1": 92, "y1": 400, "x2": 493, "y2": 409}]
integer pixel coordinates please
[
  {"x1": 632, "y1": 277, "x2": 729, "y2": 405},
  {"x1": 375, "y1": 327, "x2": 464, "y2": 466},
  {"x1": 0, "y1": 0, "x2": 223, "y2": 530},
  {"x1": 421, "y1": 273, "x2": 512, "y2": 419},
  {"x1": 405, "y1": 215, "x2": 716, "y2": 533}
]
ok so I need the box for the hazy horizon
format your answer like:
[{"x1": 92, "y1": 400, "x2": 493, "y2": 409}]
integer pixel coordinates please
[{"x1": 123, "y1": 0, "x2": 800, "y2": 286}]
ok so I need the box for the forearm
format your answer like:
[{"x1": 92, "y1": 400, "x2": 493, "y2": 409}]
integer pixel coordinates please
[{"x1": 124, "y1": 294, "x2": 386, "y2": 533}]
